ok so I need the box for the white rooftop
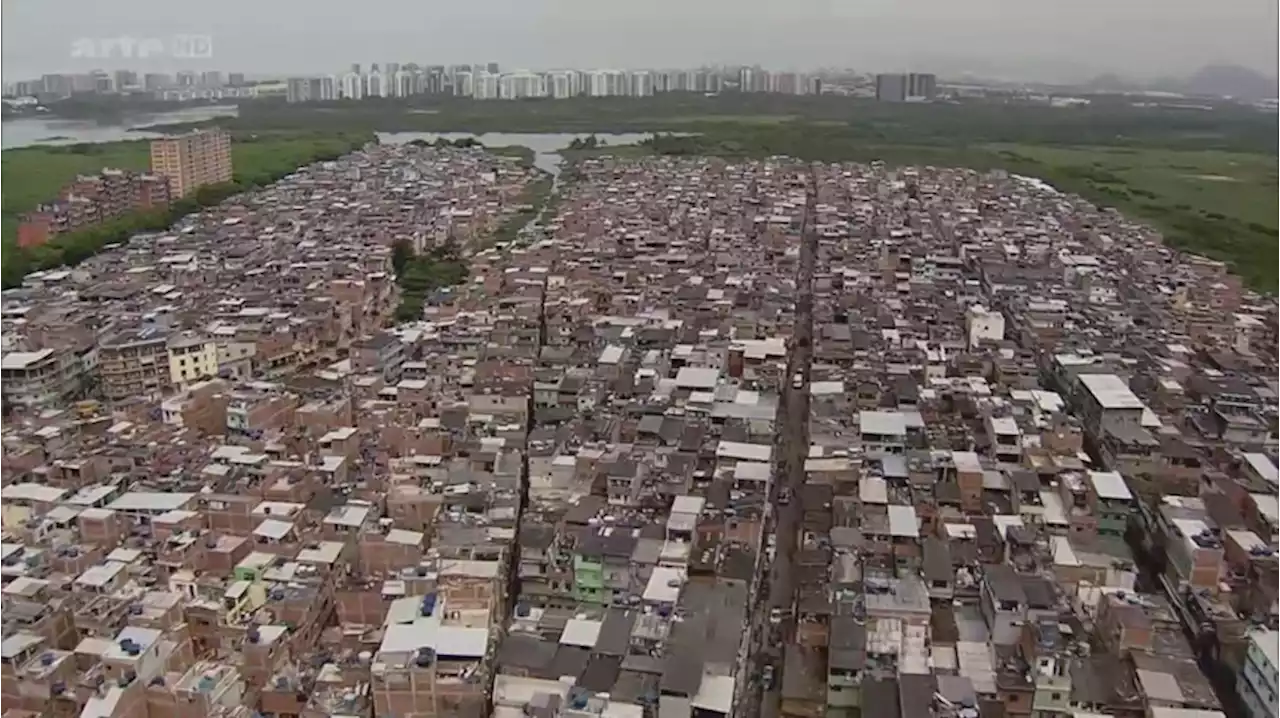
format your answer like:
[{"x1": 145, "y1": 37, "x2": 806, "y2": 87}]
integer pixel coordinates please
[
  {"x1": 674, "y1": 366, "x2": 720, "y2": 390},
  {"x1": 1088, "y1": 471, "x2": 1133, "y2": 502},
  {"x1": 1079, "y1": 374, "x2": 1144, "y2": 410},
  {"x1": 1, "y1": 349, "x2": 54, "y2": 370}
]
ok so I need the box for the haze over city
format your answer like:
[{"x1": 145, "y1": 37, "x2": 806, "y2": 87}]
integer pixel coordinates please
[
  {"x1": 3, "y1": 0, "x2": 1280, "y2": 718},
  {"x1": 3, "y1": 0, "x2": 1277, "y2": 81}
]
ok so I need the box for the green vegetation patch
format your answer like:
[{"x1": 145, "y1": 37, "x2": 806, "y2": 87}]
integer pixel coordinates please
[
  {"x1": 632, "y1": 114, "x2": 801, "y2": 125},
  {"x1": 487, "y1": 174, "x2": 554, "y2": 249},
  {"x1": 991, "y1": 145, "x2": 1277, "y2": 226},
  {"x1": 2, "y1": 141, "x2": 153, "y2": 217},
  {"x1": 391, "y1": 239, "x2": 469, "y2": 322},
  {"x1": 15, "y1": 94, "x2": 1275, "y2": 290},
  {"x1": 2, "y1": 131, "x2": 373, "y2": 288},
  {"x1": 989, "y1": 144, "x2": 1278, "y2": 290},
  {"x1": 177, "y1": 95, "x2": 1278, "y2": 156},
  {"x1": 0, "y1": 141, "x2": 152, "y2": 244},
  {"x1": 630, "y1": 129, "x2": 1278, "y2": 291}
]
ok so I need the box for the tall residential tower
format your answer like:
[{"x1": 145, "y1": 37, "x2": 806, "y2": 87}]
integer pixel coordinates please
[{"x1": 150, "y1": 129, "x2": 234, "y2": 199}]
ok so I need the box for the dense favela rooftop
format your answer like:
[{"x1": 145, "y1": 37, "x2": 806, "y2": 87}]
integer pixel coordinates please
[{"x1": 1, "y1": 148, "x2": 1275, "y2": 718}]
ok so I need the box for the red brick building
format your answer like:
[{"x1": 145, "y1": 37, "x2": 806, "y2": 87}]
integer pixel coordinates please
[{"x1": 16, "y1": 168, "x2": 171, "y2": 248}]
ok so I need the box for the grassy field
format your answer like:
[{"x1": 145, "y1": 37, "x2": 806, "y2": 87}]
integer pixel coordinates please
[
  {"x1": 560, "y1": 144, "x2": 654, "y2": 161},
  {"x1": 1, "y1": 131, "x2": 371, "y2": 245},
  {"x1": 583, "y1": 132, "x2": 1279, "y2": 291},
  {"x1": 992, "y1": 145, "x2": 1278, "y2": 227},
  {"x1": 1, "y1": 131, "x2": 372, "y2": 287},
  {"x1": 988, "y1": 144, "x2": 1277, "y2": 289},
  {"x1": 484, "y1": 144, "x2": 537, "y2": 167},
  {"x1": 9, "y1": 94, "x2": 1276, "y2": 291},
  {"x1": 142, "y1": 94, "x2": 1277, "y2": 154},
  {"x1": 633, "y1": 114, "x2": 802, "y2": 125},
  {"x1": 2, "y1": 141, "x2": 152, "y2": 218}
]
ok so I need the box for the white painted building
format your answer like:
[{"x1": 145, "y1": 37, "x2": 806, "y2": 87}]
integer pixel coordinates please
[{"x1": 966, "y1": 304, "x2": 1006, "y2": 348}]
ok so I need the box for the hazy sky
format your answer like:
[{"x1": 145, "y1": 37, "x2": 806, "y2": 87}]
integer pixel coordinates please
[{"x1": 3, "y1": 0, "x2": 1277, "y2": 81}]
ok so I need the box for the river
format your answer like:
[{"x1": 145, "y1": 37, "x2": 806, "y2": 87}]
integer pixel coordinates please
[
  {"x1": 377, "y1": 131, "x2": 672, "y2": 242},
  {"x1": 1, "y1": 105, "x2": 240, "y2": 149},
  {"x1": 376, "y1": 131, "x2": 666, "y2": 176},
  {"x1": 4, "y1": 121, "x2": 664, "y2": 178}
]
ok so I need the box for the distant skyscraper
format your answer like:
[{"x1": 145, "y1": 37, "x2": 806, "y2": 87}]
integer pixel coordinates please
[
  {"x1": 319, "y1": 75, "x2": 338, "y2": 101},
  {"x1": 394, "y1": 70, "x2": 415, "y2": 98},
  {"x1": 228, "y1": 73, "x2": 246, "y2": 86},
  {"x1": 426, "y1": 66, "x2": 446, "y2": 94},
  {"x1": 341, "y1": 72, "x2": 364, "y2": 100},
  {"x1": 286, "y1": 77, "x2": 310, "y2": 103},
  {"x1": 70, "y1": 74, "x2": 97, "y2": 93},
  {"x1": 628, "y1": 70, "x2": 653, "y2": 97},
  {"x1": 906, "y1": 73, "x2": 937, "y2": 101},
  {"x1": 113, "y1": 70, "x2": 138, "y2": 92},
  {"x1": 473, "y1": 71, "x2": 499, "y2": 100},
  {"x1": 176, "y1": 70, "x2": 198, "y2": 87},
  {"x1": 143, "y1": 73, "x2": 172, "y2": 92},
  {"x1": 875, "y1": 73, "x2": 908, "y2": 102},
  {"x1": 91, "y1": 71, "x2": 113, "y2": 94},
  {"x1": 454, "y1": 71, "x2": 473, "y2": 97},
  {"x1": 365, "y1": 72, "x2": 391, "y2": 98}
]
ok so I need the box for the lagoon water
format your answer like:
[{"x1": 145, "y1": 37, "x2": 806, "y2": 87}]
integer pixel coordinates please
[
  {"x1": 3, "y1": 120, "x2": 660, "y2": 179},
  {"x1": 2, "y1": 105, "x2": 240, "y2": 149},
  {"x1": 376, "y1": 131, "x2": 662, "y2": 176}
]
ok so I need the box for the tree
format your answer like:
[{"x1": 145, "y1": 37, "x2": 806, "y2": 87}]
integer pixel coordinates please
[{"x1": 391, "y1": 239, "x2": 414, "y2": 276}]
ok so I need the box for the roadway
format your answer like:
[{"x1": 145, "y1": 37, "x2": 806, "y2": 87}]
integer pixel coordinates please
[{"x1": 737, "y1": 169, "x2": 819, "y2": 718}]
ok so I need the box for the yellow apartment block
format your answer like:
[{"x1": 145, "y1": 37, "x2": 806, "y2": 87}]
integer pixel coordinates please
[{"x1": 150, "y1": 128, "x2": 234, "y2": 198}]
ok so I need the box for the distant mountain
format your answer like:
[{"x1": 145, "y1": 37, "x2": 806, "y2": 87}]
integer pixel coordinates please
[
  {"x1": 1182, "y1": 64, "x2": 1278, "y2": 100},
  {"x1": 1082, "y1": 64, "x2": 1278, "y2": 100},
  {"x1": 912, "y1": 54, "x2": 1105, "y2": 85}
]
